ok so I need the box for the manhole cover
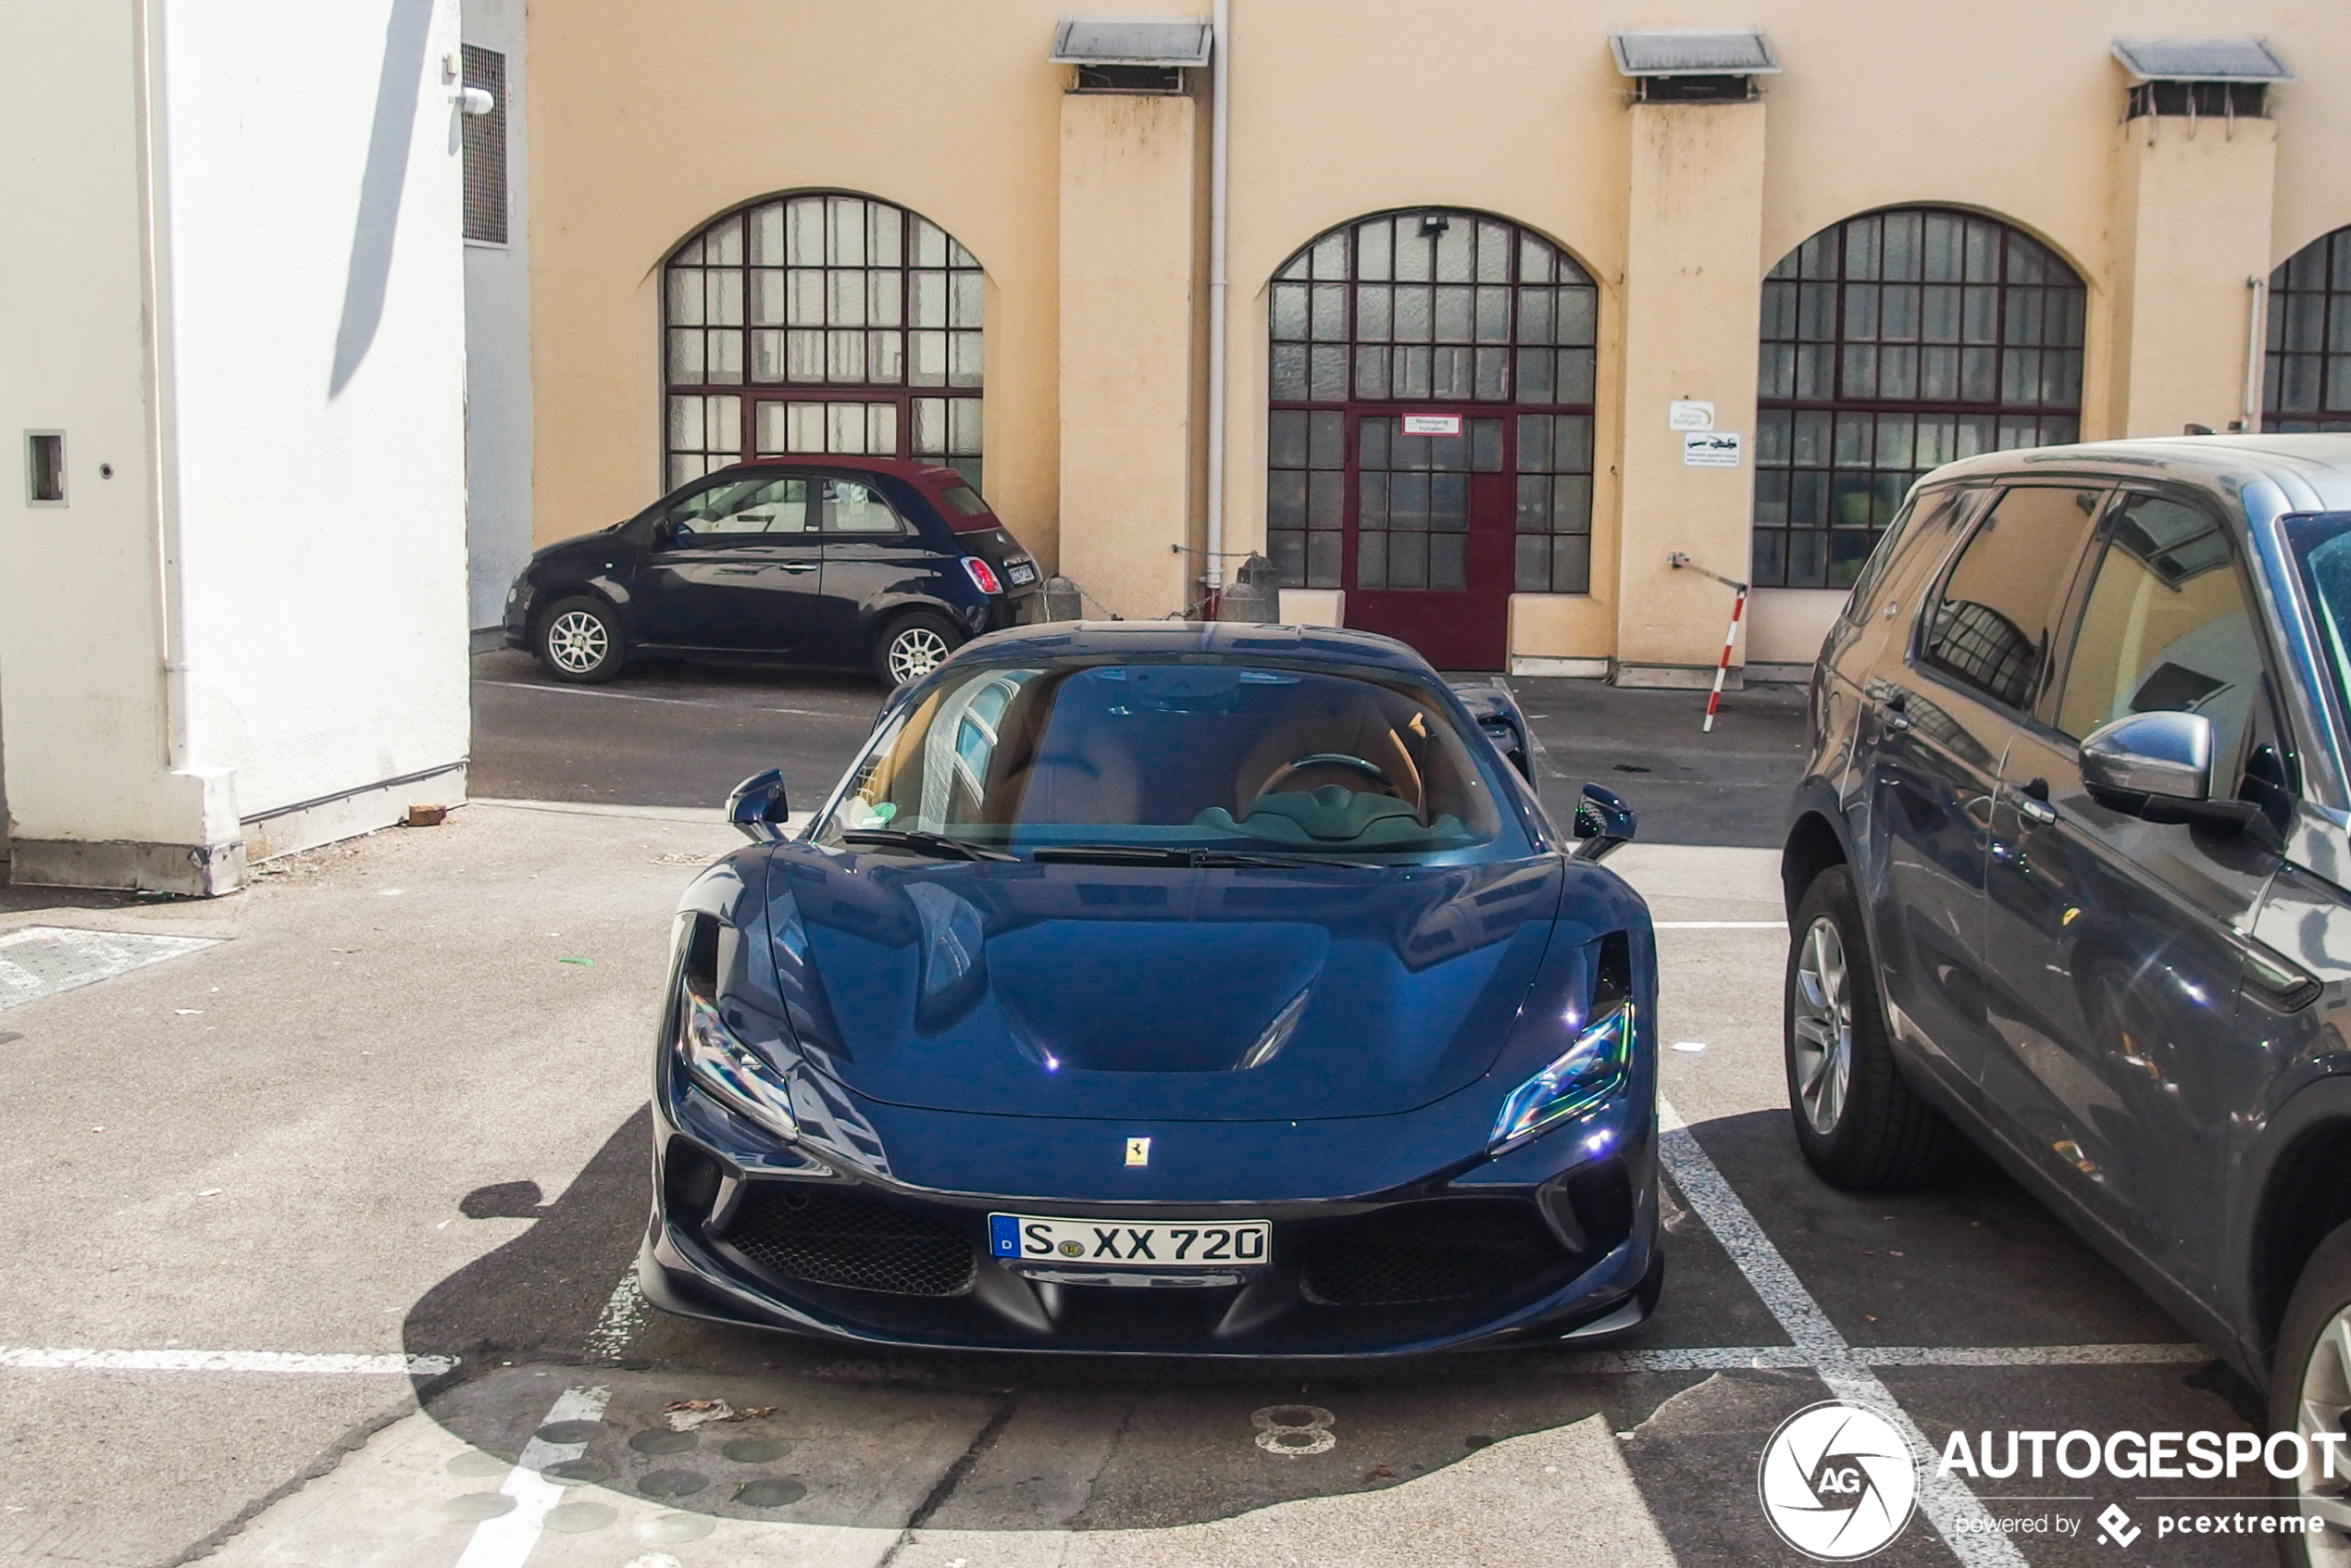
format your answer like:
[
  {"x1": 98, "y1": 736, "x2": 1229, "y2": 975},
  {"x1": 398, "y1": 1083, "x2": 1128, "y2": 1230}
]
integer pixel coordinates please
[
  {"x1": 735, "y1": 1478, "x2": 807, "y2": 1508},
  {"x1": 637, "y1": 1513, "x2": 715, "y2": 1544},
  {"x1": 629, "y1": 1429, "x2": 699, "y2": 1455},
  {"x1": 534, "y1": 1420, "x2": 604, "y2": 1445},
  {"x1": 639, "y1": 1470, "x2": 708, "y2": 1500},
  {"x1": 442, "y1": 1493, "x2": 516, "y2": 1523},
  {"x1": 543, "y1": 1501, "x2": 618, "y2": 1534},
  {"x1": 720, "y1": 1438, "x2": 789, "y2": 1464},
  {"x1": 541, "y1": 1459, "x2": 611, "y2": 1486}
]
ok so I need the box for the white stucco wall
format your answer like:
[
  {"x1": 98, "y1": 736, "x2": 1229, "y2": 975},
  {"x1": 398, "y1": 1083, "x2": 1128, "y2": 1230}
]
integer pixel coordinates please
[
  {"x1": 0, "y1": 2, "x2": 180, "y2": 849},
  {"x1": 463, "y1": 0, "x2": 534, "y2": 631},
  {"x1": 0, "y1": 0, "x2": 472, "y2": 891},
  {"x1": 159, "y1": 0, "x2": 472, "y2": 820}
]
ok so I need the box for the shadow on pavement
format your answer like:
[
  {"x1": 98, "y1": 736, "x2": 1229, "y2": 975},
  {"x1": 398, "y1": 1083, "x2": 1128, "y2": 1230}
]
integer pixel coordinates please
[{"x1": 398, "y1": 1109, "x2": 1735, "y2": 1532}]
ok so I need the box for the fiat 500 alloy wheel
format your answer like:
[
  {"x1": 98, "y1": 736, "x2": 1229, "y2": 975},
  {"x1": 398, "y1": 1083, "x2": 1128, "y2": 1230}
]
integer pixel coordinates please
[
  {"x1": 546, "y1": 610, "x2": 610, "y2": 675},
  {"x1": 887, "y1": 625, "x2": 952, "y2": 684}
]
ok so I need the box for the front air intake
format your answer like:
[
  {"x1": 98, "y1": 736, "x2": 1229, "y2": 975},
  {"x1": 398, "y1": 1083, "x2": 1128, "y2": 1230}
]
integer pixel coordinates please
[
  {"x1": 1298, "y1": 1200, "x2": 1573, "y2": 1307},
  {"x1": 726, "y1": 1185, "x2": 976, "y2": 1297}
]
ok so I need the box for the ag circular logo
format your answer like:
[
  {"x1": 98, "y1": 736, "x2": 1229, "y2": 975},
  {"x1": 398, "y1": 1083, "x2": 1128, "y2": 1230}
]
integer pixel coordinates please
[{"x1": 1756, "y1": 1400, "x2": 1920, "y2": 1561}]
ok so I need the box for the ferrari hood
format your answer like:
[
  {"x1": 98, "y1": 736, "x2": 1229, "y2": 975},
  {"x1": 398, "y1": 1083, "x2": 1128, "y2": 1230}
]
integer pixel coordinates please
[{"x1": 758, "y1": 851, "x2": 1573, "y2": 1121}]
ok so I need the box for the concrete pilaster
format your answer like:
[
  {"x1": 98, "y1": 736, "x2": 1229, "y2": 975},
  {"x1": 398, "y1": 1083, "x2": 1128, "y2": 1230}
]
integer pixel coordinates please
[
  {"x1": 2110, "y1": 114, "x2": 2277, "y2": 438},
  {"x1": 1611, "y1": 100, "x2": 1770, "y2": 686},
  {"x1": 1056, "y1": 90, "x2": 1202, "y2": 620}
]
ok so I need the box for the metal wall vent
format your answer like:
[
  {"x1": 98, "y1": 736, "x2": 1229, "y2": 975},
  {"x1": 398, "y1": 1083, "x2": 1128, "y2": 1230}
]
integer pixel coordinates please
[
  {"x1": 1609, "y1": 29, "x2": 1779, "y2": 77},
  {"x1": 1049, "y1": 17, "x2": 1213, "y2": 68},
  {"x1": 2111, "y1": 36, "x2": 2293, "y2": 82}
]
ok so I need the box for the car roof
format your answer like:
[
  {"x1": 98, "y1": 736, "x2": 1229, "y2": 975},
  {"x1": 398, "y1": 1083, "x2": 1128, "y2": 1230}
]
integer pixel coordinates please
[
  {"x1": 706, "y1": 455, "x2": 969, "y2": 488},
  {"x1": 1921, "y1": 432, "x2": 2351, "y2": 514},
  {"x1": 953, "y1": 619, "x2": 1445, "y2": 675}
]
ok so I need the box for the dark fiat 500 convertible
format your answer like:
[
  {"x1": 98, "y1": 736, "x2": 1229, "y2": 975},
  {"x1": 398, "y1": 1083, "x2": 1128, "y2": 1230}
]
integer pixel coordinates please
[
  {"x1": 503, "y1": 457, "x2": 1043, "y2": 687},
  {"x1": 640, "y1": 621, "x2": 1661, "y2": 1354}
]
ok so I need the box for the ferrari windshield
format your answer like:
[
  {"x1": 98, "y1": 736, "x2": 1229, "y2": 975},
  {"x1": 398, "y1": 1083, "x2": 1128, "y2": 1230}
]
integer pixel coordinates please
[{"x1": 813, "y1": 661, "x2": 1524, "y2": 861}]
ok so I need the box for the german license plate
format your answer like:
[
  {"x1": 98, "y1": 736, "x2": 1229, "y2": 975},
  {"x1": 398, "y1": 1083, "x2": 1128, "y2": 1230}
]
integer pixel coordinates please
[
  {"x1": 989, "y1": 1213, "x2": 1270, "y2": 1267},
  {"x1": 1006, "y1": 562, "x2": 1038, "y2": 586}
]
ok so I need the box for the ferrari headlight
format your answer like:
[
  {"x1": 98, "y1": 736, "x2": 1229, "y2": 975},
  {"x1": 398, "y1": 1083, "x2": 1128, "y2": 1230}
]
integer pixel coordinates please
[
  {"x1": 1490, "y1": 1005, "x2": 1634, "y2": 1152},
  {"x1": 676, "y1": 984, "x2": 800, "y2": 1139}
]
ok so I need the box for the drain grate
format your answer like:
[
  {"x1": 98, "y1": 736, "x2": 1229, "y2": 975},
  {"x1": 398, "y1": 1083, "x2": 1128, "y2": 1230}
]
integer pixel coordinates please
[{"x1": 0, "y1": 927, "x2": 219, "y2": 1012}]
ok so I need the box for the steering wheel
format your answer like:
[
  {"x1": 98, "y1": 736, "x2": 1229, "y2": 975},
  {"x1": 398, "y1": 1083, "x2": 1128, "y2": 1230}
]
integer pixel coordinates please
[{"x1": 1253, "y1": 752, "x2": 1400, "y2": 801}]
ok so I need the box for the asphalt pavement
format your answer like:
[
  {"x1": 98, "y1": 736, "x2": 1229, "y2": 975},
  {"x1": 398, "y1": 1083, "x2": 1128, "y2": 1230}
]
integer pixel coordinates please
[
  {"x1": 0, "y1": 657, "x2": 2278, "y2": 1568},
  {"x1": 466, "y1": 648, "x2": 1808, "y2": 844}
]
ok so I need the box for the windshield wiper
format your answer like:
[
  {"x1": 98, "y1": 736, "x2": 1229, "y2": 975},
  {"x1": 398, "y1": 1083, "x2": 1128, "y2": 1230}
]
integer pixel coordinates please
[
  {"x1": 839, "y1": 829, "x2": 1017, "y2": 862},
  {"x1": 1028, "y1": 843, "x2": 1377, "y2": 870}
]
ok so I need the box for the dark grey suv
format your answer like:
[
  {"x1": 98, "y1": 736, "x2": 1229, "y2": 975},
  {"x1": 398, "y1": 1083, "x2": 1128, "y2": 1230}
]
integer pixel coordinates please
[{"x1": 1780, "y1": 433, "x2": 2351, "y2": 1549}]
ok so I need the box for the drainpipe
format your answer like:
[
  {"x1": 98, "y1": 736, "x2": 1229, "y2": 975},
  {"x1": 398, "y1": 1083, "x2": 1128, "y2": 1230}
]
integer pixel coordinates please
[
  {"x1": 1202, "y1": 0, "x2": 1231, "y2": 593},
  {"x1": 2243, "y1": 273, "x2": 2268, "y2": 433},
  {"x1": 135, "y1": 0, "x2": 192, "y2": 778}
]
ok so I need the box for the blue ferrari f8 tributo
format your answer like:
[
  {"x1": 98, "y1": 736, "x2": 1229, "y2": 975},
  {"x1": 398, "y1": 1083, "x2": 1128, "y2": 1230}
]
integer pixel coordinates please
[{"x1": 641, "y1": 621, "x2": 1661, "y2": 1354}]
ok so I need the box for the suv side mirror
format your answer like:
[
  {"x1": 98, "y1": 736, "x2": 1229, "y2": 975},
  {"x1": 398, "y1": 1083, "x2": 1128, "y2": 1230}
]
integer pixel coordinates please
[
  {"x1": 2079, "y1": 711, "x2": 2258, "y2": 829},
  {"x1": 1572, "y1": 782, "x2": 1637, "y2": 861},
  {"x1": 1446, "y1": 681, "x2": 1535, "y2": 781},
  {"x1": 727, "y1": 769, "x2": 791, "y2": 842}
]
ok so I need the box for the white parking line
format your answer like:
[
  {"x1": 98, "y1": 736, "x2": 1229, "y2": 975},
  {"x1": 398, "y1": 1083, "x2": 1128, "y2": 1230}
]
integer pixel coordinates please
[
  {"x1": 475, "y1": 678, "x2": 859, "y2": 720},
  {"x1": 1571, "y1": 1342, "x2": 2205, "y2": 1374},
  {"x1": 1652, "y1": 921, "x2": 1786, "y2": 929},
  {"x1": 0, "y1": 1338, "x2": 2200, "y2": 1380},
  {"x1": 0, "y1": 1346, "x2": 454, "y2": 1375},
  {"x1": 585, "y1": 1271, "x2": 647, "y2": 1362},
  {"x1": 1658, "y1": 1097, "x2": 2027, "y2": 1568},
  {"x1": 453, "y1": 1383, "x2": 609, "y2": 1568}
]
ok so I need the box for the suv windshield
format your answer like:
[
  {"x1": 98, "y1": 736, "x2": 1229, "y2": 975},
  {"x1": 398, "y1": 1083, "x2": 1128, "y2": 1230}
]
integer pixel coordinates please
[
  {"x1": 2288, "y1": 512, "x2": 2351, "y2": 725},
  {"x1": 812, "y1": 660, "x2": 1524, "y2": 862}
]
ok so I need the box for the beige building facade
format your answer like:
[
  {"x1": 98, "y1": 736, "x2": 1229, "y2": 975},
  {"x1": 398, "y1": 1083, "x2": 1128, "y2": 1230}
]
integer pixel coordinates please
[{"x1": 517, "y1": 3, "x2": 2351, "y2": 680}]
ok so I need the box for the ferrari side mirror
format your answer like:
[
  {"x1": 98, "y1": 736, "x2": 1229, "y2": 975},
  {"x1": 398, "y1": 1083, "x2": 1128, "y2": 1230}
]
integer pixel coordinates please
[
  {"x1": 727, "y1": 769, "x2": 791, "y2": 842},
  {"x1": 1572, "y1": 782, "x2": 1637, "y2": 862}
]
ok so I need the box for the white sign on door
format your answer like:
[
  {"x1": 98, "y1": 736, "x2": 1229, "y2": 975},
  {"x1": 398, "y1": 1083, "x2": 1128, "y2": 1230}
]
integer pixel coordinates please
[
  {"x1": 1400, "y1": 415, "x2": 1462, "y2": 436},
  {"x1": 1682, "y1": 430, "x2": 1743, "y2": 467},
  {"x1": 1668, "y1": 401, "x2": 1716, "y2": 431}
]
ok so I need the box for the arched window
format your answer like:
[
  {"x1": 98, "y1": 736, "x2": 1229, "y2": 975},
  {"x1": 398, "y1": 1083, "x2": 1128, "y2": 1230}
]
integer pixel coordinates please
[
  {"x1": 2266, "y1": 226, "x2": 2351, "y2": 431},
  {"x1": 1755, "y1": 207, "x2": 2085, "y2": 589},
  {"x1": 1265, "y1": 209, "x2": 1598, "y2": 670},
  {"x1": 662, "y1": 193, "x2": 984, "y2": 492}
]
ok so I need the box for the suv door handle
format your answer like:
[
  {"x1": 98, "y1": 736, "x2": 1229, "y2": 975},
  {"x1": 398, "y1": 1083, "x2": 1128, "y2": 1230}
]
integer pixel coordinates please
[
  {"x1": 776, "y1": 561, "x2": 817, "y2": 574},
  {"x1": 2005, "y1": 782, "x2": 2059, "y2": 827}
]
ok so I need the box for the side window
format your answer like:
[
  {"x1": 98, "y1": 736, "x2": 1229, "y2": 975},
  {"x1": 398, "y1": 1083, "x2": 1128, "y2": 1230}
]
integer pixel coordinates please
[
  {"x1": 2053, "y1": 493, "x2": 2265, "y2": 779},
  {"x1": 1921, "y1": 485, "x2": 2107, "y2": 709},
  {"x1": 823, "y1": 479, "x2": 903, "y2": 535},
  {"x1": 1846, "y1": 485, "x2": 1966, "y2": 622},
  {"x1": 666, "y1": 476, "x2": 811, "y2": 540}
]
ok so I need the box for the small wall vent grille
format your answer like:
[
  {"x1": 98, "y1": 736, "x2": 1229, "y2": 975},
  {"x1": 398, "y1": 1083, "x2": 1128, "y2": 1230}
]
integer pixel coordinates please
[{"x1": 462, "y1": 44, "x2": 507, "y2": 245}]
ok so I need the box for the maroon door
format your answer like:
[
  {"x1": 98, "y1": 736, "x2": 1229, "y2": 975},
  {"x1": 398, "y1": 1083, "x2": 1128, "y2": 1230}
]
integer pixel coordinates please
[{"x1": 1346, "y1": 411, "x2": 1511, "y2": 670}]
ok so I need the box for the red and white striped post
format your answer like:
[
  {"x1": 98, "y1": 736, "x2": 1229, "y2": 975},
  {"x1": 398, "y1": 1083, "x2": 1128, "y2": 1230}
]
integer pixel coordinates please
[
  {"x1": 1702, "y1": 586, "x2": 1748, "y2": 733},
  {"x1": 1667, "y1": 553, "x2": 1751, "y2": 734}
]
